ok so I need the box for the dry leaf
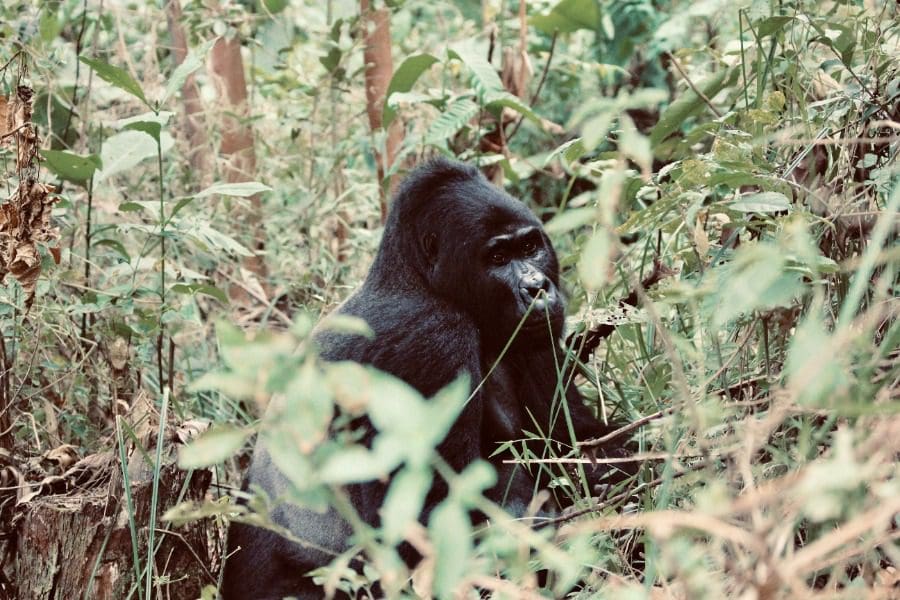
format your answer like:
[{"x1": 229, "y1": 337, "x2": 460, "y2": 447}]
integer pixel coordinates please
[
  {"x1": 174, "y1": 418, "x2": 211, "y2": 445},
  {"x1": 0, "y1": 85, "x2": 59, "y2": 310},
  {"x1": 0, "y1": 95, "x2": 9, "y2": 139},
  {"x1": 109, "y1": 337, "x2": 129, "y2": 371},
  {"x1": 43, "y1": 443, "x2": 79, "y2": 470}
]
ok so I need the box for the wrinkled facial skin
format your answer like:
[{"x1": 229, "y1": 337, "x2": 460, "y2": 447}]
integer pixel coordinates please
[{"x1": 478, "y1": 224, "x2": 564, "y2": 345}]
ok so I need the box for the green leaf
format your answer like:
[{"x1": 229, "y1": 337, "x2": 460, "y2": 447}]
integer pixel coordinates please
[
  {"x1": 730, "y1": 191, "x2": 791, "y2": 213},
  {"x1": 544, "y1": 207, "x2": 596, "y2": 234},
  {"x1": 383, "y1": 53, "x2": 439, "y2": 127},
  {"x1": 429, "y1": 501, "x2": 472, "y2": 597},
  {"x1": 448, "y1": 45, "x2": 505, "y2": 103},
  {"x1": 170, "y1": 283, "x2": 228, "y2": 303},
  {"x1": 178, "y1": 425, "x2": 248, "y2": 468},
  {"x1": 118, "y1": 111, "x2": 173, "y2": 143},
  {"x1": 425, "y1": 97, "x2": 479, "y2": 146},
  {"x1": 180, "y1": 220, "x2": 254, "y2": 256},
  {"x1": 578, "y1": 229, "x2": 611, "y2": 290},
  {"x1": 162, "y1": 39, "x2": 216, "y2": 105},
  {"x1": 96, "y1": 130, "x2": 173, "y2": 182},
  {"x1": 649, "y1": 67, "x2": 735, "y2": 148},
  {"x1": 381, "y1": 468, "x2": 432, "y2": 544},
  {"x1": 618, "y1": 114, "x2": 652, "y2": 175},
  {"x1": 119, "y1": 202, "x2": 145, "y2": 212},
  {"x1": 786, "y1": 314, "x2": 849, "y2": 406},
  {"x1": 79, "y1": 56, "x2": 150, "y2": 107},
  {"x1": 484, "y1": 91, "x2": 540, "y2": 124},
  {"x1": 366, "y1": 373, "x2": 426, "y2": 435},
  {"x1": 318, "y1": 314, "x2": 375, "y2": 338},
  {"x1": 92, "y1": 238, "x2": 130, "y2": 261},
  {"x1": 124, "y1": 120, "x2": 161, "y2": 143},
  {"x1": 41, "y1": 150, "x2": 101, "y2": 183},
  {"x1": 712, "y1": 244, "x2": 802, "y2": 326},
  {"x1": 452, "y1": 460, "x2": 496, "y2": 505},
  {"x1": 319, "y1": 437, "x2": 405, "y2": 484},
  {"x1": 754, "y1": 15, "x2": 793, "y2": 37},
  {"x1": 531, "y1": 0, "x2": 601, "y2": 34},
  {"x1": 279, "y1": 362, "x2": 334, "y2": 452},
  {"x1": 545, "y1": 137, "x2": 587, "y2": 166},
  {"x1": 168, "y1": 196, "x2": 195, "y2": 221},
  {"x1": 194, "y1": 181, "x2": 273, "y2": 198},
  {"x1": 582, "y1": 110, "x2": 615, "y2": 151}
]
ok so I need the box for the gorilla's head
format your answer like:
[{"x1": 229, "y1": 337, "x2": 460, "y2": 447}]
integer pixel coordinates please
[{"x1": 374, "y1": 159, "x2": 565, "y2": 352}]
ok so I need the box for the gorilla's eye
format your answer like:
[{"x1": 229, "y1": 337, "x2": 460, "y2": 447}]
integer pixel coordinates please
[
  {"x1": 490, "y1": 251, "x2": 508, "y2": 265},
  {"x1": 522, "y1": 240, "x2": 537, "y2": 254}
]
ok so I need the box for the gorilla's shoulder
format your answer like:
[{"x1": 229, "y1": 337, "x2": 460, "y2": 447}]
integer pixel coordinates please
[{"x1": 316, "y1": 286, "x2": 480, "y2": 396}]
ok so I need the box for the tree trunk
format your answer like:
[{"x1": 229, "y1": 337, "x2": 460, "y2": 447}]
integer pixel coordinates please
[
  {"x1": 208, "y1": 35, "x2": 269, "y2": 303},
  {"x1": 11, "y1": 464, "x2": 212, "y2": 600},
  {"x1": 360, "y1": 0, "x2": 403, "y2": 222},
  {"x1": 164, "y1": 0, "x2": 210, "y2": 179}
]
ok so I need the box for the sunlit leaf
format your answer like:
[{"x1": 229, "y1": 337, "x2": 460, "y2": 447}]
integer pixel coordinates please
[
  {"x1": 730, "y1": 191, "x2": 791, "y2": 213},
  {"x1": 429, "y1": 501, "x2": 472, "y2": 597},
  {"x1": 578, "y1": 229, "x2": 611, "y2": 290},
  {"x1": 381, "y1": 468, "x2": 432, "y2": 544},
  {"x1": 544, "y1": 207, "x2": 596, "y2": 234},
  {"x1": 178, "y1": 425, "x2": 248, "y2": 468},
  {"x1": 194, "y1": 181, "x2": 273, "y2": 198}
]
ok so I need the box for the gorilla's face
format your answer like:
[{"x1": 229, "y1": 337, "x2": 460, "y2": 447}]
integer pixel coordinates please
[
  {"x1": 479, "y1": 222, "x2": 564, "y2": 344},
  {"x1": 422, "y1": 182, "x2": 566, "y2": 352}
]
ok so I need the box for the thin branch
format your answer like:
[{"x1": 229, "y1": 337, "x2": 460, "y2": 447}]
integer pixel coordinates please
[
  {"x1": 578, "y1": 406, "x2": 676, "y2": 448},
  {"x1": 665, "y1": 51, "x2": 723, "y2": 118},
  {"x1": 506, "y1": 31, "x2": 558, "y2": 142}
]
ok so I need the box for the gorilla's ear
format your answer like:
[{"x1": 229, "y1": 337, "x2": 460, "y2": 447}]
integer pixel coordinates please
[{"x1": 422, "y1": 232, "x2": 438, "y2": 263}]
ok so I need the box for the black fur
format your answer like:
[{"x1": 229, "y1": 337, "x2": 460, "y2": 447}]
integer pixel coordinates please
[{"x1": 221, "y1": 159, "x2": 619, "y2": 599}]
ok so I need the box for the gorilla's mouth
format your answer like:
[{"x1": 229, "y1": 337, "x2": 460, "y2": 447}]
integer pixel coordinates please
[{"x1": 517, "y1": 289, "x2": 561, "y2": 323}]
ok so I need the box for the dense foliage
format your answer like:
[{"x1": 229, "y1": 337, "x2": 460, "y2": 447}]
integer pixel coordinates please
[{"x1": 0, "y1": 0, "x2": 897, "y2": 598}]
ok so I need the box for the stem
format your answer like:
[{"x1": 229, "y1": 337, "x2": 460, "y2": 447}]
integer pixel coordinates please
[
  {"x1": 156, "y1": 127, "x2": 166, "y2": 392},
  {"x1": 80, "y1": 176, "x2": 94, "y2": 340}
]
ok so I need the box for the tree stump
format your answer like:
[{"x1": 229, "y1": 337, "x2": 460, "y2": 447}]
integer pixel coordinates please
[{"x1": 11, "y1": 464, "x2": 213, "y2": 600}]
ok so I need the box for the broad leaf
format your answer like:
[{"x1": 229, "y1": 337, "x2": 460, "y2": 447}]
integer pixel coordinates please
[
  {"x1": 650, "y1": 67, "x2": 736, "y2": 148},
  {"x1": 79, "y1": 56, "x2": 150, "y2": 107},
  {"x1": 178, "y1": 425, "x2": 248, "y2": 468},
  {"x1": 383, "y1": 53, "x2": 439, "y2": 127},
  {"x1": 162, "y1": 39, "x2": 216, "y2": 105},
  {"x1": 531, "y1": 0, "x2": 601, "y2": 34},
  {"x1": 41, "y1": 150, "x2": 101, "y2": 183}
]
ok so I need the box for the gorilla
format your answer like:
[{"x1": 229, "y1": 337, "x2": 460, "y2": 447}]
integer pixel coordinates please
[{"x1": 221, "y1": 159, "x2": 622, "y2": 599}]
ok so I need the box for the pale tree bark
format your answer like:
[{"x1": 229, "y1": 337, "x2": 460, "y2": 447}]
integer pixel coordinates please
[
  {"x1": 208, "y1": 35, "x2": 269, "y2": 302},
  {"x1": 360, "y1": 0, "x2": 404, "y2": 222}
]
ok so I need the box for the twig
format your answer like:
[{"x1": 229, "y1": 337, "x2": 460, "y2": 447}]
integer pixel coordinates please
[
  {"x1": 0, "y1": 123, "x2": 31, "y2": 141},
  {"x1": 665, "y1": 51, "x2": 723, "y2": 118},
  {"x1": 0, "y1": 50, "x2": 22, "y2": 74},
  {"x1": 537, "y1": 459, "x2": 710, "y2": 527},
  {"x1": 578, "y1": 406, "x2": 676, "y2": 448},
  {"x1": 506, "y1": 31, "x2": 558, "y2": 142}
]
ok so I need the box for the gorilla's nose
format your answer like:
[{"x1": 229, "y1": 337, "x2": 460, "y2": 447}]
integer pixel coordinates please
[{"x1": 520, "y1": 274, "x2": 550, "y2": 304}]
